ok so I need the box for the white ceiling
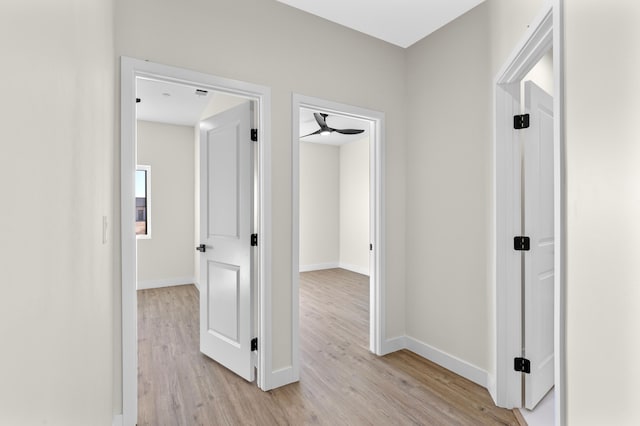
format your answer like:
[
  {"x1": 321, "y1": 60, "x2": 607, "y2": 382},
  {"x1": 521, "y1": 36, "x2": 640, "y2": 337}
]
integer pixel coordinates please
[
  {"x1": 136, "y1": 79, "x2": 368, "y2": 146},
  {"x1": 138, "y1": 1, "x2": 487, "y2": 126},
  {"x1": 136, "y1": 78, "x2": 212, "y2": 126},
  {"x1": 299, "y1": 108, "x2": 369, "y2": 146},
  {"x1": 275, "y1": 0, "x2": 485, "y2": 48},
  {"x1": 137, "y1": 80, "x2": 366, "y2": 146}
]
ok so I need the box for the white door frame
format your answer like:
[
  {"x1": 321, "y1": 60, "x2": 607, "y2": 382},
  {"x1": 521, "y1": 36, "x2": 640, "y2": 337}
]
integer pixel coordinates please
[
  {"x1": 493, "y1": 2, "x2": 566, "y2": 425},
  {"x1": 291, "y1": 94, "x2": 386, "y2": 374},
  {"x1": 120, "y1": 57, "x2": 273, "y2": 426}
]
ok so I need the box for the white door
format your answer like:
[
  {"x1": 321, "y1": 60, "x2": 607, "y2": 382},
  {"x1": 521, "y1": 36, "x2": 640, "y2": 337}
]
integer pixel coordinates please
[
  {"x1": 523, "y1": 81, "x2": 554, "y2": 409},
  {"x1": 198, "y1": 101, "x2": 255, "y2": 382}
]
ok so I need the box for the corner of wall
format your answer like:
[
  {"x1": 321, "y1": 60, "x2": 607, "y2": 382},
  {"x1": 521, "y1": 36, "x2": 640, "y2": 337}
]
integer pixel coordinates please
[
  {"x1": 486, "y1": 373, "x2": 497, "y2": 404},
  {"x1": 381, "y1": 336, "x2": 407, "y2": 355},
  {"x1": 405, "y1": 336, "x2": 488, "y2": 388},
  {"x1": 112, "y1": 414, "x2": 123, "y2": 426}
]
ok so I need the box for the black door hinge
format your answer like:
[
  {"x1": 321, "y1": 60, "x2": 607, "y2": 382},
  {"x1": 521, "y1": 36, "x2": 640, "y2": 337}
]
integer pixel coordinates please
[
  {"x1": 370, "y1": 243, "x2": 373, "y2": 251},
  {"x1": 513, "y1": 236, "x2": 530, "y2": 251},
  {"x1": 514, "y1": 357, "x2": 531, "y2": 374},
  {"x1": 514, "y1": 114, "x2": 530, "y2": 129},
  {"x1": 136, "y1": 98, "x2": 141, "y2": 103},
  {"x1": 251, "y1": 129, "x2": 258, "y2": 142},
  {"x1": 251, "y1": 337, "x2": 258, "y2": 351},
  {"x1": 251, "y1": 234, "x2": 258, "y2": 247}
]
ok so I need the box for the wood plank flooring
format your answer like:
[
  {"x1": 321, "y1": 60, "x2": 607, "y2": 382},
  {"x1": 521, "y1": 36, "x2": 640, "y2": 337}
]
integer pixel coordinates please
[{"x1": 138, "y1": 268, "x2": 518, "y2": 425}]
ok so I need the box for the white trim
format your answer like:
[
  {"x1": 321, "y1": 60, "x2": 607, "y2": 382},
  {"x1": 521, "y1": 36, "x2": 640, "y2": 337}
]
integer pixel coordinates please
[
  {"x1": 494, "y1": 80, "x2": 523, "y2": 409},
  {"x1": 256, "y1": 75, "x2": 273, "y2": 393},
  {"x1": 552, "y1": 2, "x2": 566, "y2": 425},
  {"x1": 405, "y1": 337, "x2": 488, "y2": 388},
  {"x1": 120, "y1": 57, "x2": 273, "y2": 425},
  {"x1": 378, "y1": 335, "x2": 489, "y2": 389},
  {"x1": 380, "y1": 336, "x2": 406, "y2": 355},
  {"x1": 120, "y1": 57, "x2": 137, "y2": 426},
  {"x1": 292, "y1": 94, "x2": 386, "y2": 388},
  {"x1": 494, "y1": 5, "x2": 553, "y2": 409},
  {"x1": 493, "y1": 3, "x2": 566, "y2": 424},
  {"x1": 338, "y1": 262, "x2": 369, "y2": 276},
  {"x1": 269, "y1": 366, "x2": 298, "y2": 389},
  {"x1": 298, "y1": 262, "x2": 369, "y2": 276},
  {"x1": 487, "y1": 373, "x2": 497, "y2": 403},
  {"x1": 299, "y1": 262, "x2": 339, "y2": 272},
  {"x1": 136, "y1": 276, "x2": 196, "y2": 290},
  {"x1": 112, "y1": 415, "x2": 123, "y2": 426}
]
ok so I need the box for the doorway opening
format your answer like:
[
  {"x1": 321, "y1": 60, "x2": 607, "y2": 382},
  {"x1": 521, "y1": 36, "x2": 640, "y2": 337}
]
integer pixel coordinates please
[
  {"x1": 291, "y1": 94, "x2": 385, "y2": 381},
  {"x1": 493, "y1": 4, "x2": 565, "y2": 426},
  {"x1": 120, "y1": 57, "x2": 272, "y2": 426},
  {"x1": 298, "y1": 108, "x2": 372, "y2": 356}
]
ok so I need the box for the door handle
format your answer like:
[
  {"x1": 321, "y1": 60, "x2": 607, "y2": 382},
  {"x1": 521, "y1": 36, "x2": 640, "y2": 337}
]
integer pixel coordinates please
[{"x1": 195, "y1": 244, "x2": 206, "y2": 253}]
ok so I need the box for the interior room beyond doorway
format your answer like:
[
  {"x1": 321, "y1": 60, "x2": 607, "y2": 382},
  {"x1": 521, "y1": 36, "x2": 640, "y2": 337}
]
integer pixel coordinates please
[
  {"x1": 298, "y1": 107, "x2": 371, "y2": 277},
  {"x1": 121, "y1": 56, "x2": 272, "y2": 425}
]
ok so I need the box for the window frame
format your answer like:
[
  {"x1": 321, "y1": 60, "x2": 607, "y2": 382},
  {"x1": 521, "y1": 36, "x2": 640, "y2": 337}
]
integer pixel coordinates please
[{"x1": 135, "y1": 165, "x2": 152, "y2": 239}]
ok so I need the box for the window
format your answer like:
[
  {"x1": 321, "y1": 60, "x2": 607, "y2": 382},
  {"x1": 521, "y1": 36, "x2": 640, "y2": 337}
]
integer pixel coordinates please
[{"x1": 136, "y1": 165, "x2": 151, "y2": 238}]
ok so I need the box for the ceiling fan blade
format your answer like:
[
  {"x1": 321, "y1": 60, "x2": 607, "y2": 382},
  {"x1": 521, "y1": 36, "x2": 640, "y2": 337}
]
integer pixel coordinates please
[
  {"x1": 333, "y1": 128, "x2": 365, "y2": 135},
  {"x1": 300, "y1": 128, "x2": 324, "y2": 138},
  {"x1": 313, "y1": 112, "x2": 328, "y2": 128}
]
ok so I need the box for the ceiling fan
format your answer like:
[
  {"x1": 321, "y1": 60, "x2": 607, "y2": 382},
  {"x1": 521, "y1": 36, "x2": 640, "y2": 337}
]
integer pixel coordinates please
[{"x1": 301, "y1": 112, "x2": 364, "y2": 138}]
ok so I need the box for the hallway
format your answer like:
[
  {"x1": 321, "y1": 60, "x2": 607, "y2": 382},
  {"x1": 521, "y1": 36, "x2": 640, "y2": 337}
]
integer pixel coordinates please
[{"x1": 137, "y1": 269, "x2": 518, "y2": 425}]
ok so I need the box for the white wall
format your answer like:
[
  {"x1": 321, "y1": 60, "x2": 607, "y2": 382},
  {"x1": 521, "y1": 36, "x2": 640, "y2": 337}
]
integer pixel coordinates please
[
  {"x1": 340, "y1": 137, "x2": 370, "y2": 275},
  {"x1": 299, "y1": 137, "x2": 369, "y2": 275},
  {"x1": 299, "y1": 142, "x2": 340, "y2": 269},
  {"x1": 115, "y1": 0, "x2": 408, "y2": 395},
  {"x1": 0, "y1": 1, "x2": 114, "y2": 425},
  {"x1": 405, "y1": 2, "x2": 640, "y2": 424},
  {"x1": 523, "y1": 49, "x2": 554, "y2": 96},
  {"x1": 565, "y1": 1, "x2": 640, "y2": 424},
  {"x1": 137, "y1": 120, "x2": 195, "y2": 288},
  {"x1": 4, "y1": 1, "x2": 636, "y2": 424},
  {"x1": 405, "y1": 1, "x2": 494, "y2": 374},
  {"x1": 200, "y1": 92, "x2": 248, "y2": 121},
  {"x1": 404, "y1": 0, "x2": 548, "y2": 382}
]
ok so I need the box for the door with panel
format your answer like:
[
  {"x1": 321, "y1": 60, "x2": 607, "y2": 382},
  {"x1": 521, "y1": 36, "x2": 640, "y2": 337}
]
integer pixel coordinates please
[
  {"x1": 198, "y1": 101, "x2": 255, "y2": 382},
  {"x1": 523, "y1": 81, "x2": 554, "y2": 409}
]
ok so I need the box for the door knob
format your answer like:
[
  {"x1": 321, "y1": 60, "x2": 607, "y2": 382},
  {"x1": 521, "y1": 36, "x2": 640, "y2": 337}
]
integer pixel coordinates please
[{"x1": 195, "y1": 244, "x2": 206, "y2": 253}]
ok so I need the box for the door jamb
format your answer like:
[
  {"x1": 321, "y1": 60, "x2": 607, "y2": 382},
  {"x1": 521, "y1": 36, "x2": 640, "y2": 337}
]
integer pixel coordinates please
[
  {"x1": 493, "y1": 2, "x2": 565, "y2": 425},
  {"x1": 120, "y1": 57, "x2": 273, "y2": 426},
  {"x1": 291, "y1": 94, "x2": 386, "y2": 376}
]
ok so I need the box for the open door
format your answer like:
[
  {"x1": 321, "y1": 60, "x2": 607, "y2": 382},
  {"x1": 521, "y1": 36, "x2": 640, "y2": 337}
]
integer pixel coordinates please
[
  {"x1": 523, "y1": 81, "x2": 554, "y2": 409},
  {"x1": 198, "y1": 101, "x2": 255, "y2": 382}
]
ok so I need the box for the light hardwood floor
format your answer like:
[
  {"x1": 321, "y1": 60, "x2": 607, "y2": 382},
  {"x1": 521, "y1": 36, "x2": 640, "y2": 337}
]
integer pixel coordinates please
[{"x1": 138, "y1": 268, "x2": 518, "y2": 425}]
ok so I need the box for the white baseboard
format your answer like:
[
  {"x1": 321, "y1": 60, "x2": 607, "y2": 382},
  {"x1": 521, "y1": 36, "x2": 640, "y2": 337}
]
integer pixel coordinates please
[
  {"x1": 338, "y1": 262, "x2": 369, "y2": 276},
  {"x1": 405, "y1": 336, "x2": 488, "y2": 388},
  {"x1": 381, "y1": 336, "x2": 406, "y2": 355},
  {"x1": 487, "y1": 373, "x2": 497, "y2": 404},
  {"x1": 299, "y1": 262, "x2": 370, "y2": 276},
  {"x1": 377, "y1": 335, "x2": 488, "y2": 389},
  {"x1": 112, "y1": 414, "x2": 123, "y2": 426},
  {"x1": 299, "y1": 262, "x2": 339, "y2": 272},
  {"x1": 268, "y1": 366, "x2": 298, "y2": 390},
  {"x1": 137, "y1": 276, "x2": 196, "y2": 290}
]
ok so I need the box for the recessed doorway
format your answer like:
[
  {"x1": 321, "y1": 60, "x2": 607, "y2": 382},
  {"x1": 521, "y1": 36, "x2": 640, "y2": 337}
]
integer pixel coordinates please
[
  {"x1": 493, "y1": 4, "x2": 565, "y2": 426},
  {"x1": 291, "y1": 94, "x2": 385, "y2": 382},
  {"x1": 120, "y1": 57, "x2": 272, "y2": 425}
]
